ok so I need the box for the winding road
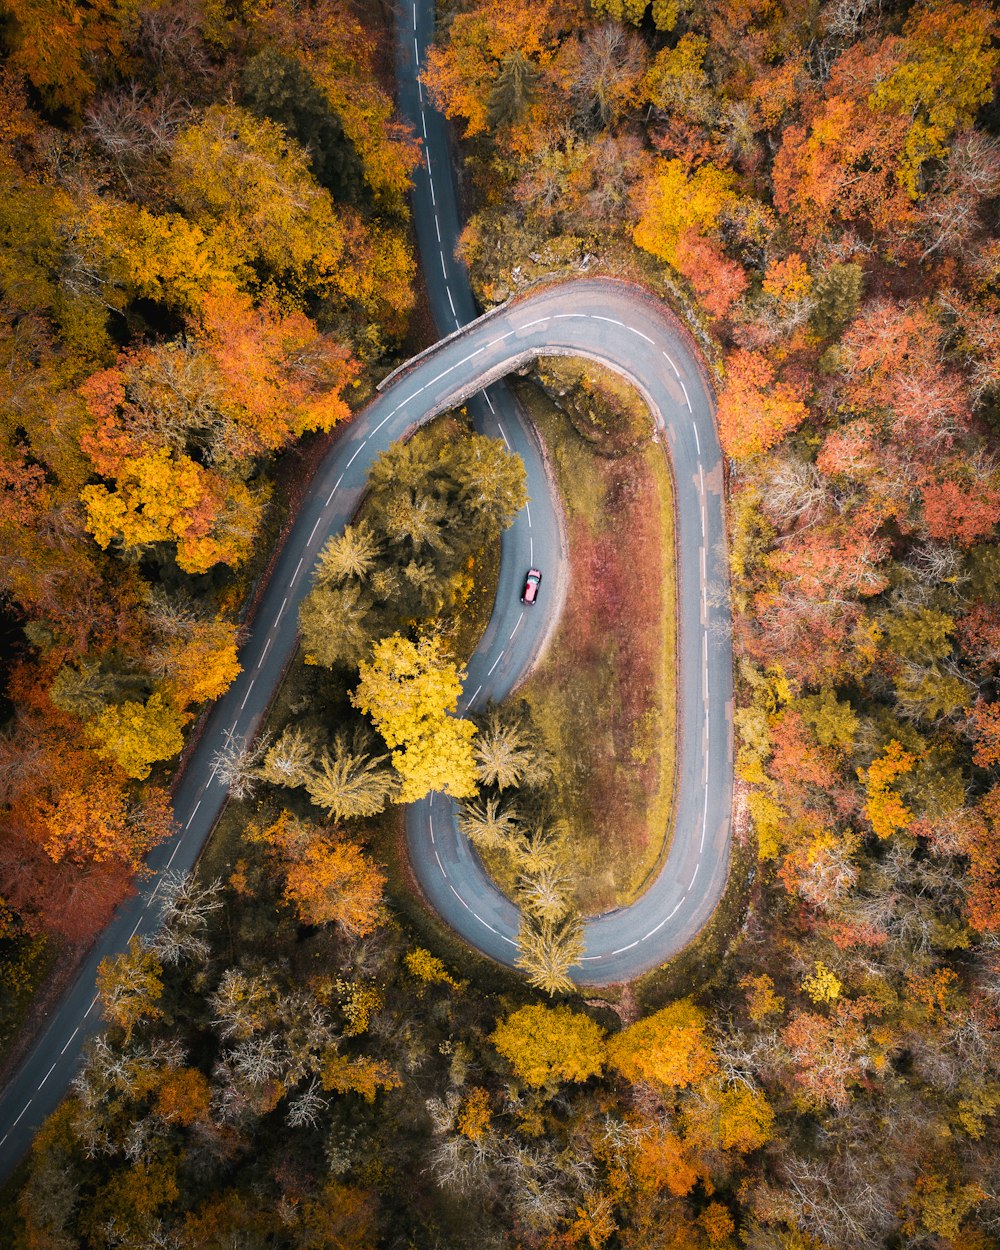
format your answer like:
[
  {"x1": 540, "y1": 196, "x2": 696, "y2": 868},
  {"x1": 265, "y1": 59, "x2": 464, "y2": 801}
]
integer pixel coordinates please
[{"x1": 0, "y1": 0, "x2": 733, "y2": 1178}]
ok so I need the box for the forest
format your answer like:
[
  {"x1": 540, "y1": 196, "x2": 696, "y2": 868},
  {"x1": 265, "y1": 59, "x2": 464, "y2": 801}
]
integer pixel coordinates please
[{"x1": 2, "y1": 0, "x2": 1000, "y2": 1247}]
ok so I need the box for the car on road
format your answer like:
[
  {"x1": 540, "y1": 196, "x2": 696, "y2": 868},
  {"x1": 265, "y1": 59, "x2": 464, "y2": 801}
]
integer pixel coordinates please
[{"x1": 521, "y1": 568, "x2": 542, "y2": 604}]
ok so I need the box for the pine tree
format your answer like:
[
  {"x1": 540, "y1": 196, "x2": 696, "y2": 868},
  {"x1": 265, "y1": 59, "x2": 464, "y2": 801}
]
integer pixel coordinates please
[
  {"x1": 487, "y1": 52, "x2": 541, "y2": 130},
  {"x1": 515, "y1": 916, "x2": 584, "y2": 996},
  {"x1": 305, "y1": 735, "x2": 398, "y2": 820}
]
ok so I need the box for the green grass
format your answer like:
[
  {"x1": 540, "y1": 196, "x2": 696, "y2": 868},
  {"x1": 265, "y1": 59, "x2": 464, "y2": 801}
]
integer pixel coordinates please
[{"x1": 510, "y1": 378, "x2": 677, "y2": 916}]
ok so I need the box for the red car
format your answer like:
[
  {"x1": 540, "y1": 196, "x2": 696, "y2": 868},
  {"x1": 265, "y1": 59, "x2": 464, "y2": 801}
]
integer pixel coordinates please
[{"x1": 521, "y1": 568, "x2": 542, "y2": 605}]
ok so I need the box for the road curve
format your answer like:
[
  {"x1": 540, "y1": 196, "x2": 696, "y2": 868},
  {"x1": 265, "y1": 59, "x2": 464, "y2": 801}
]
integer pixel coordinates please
[
  {"x1": 0, "y1": 7, "x2": 733, "y2": 1180},
  {"x1": 395, "y1": 0, "x2": 733, "y2": 984}
]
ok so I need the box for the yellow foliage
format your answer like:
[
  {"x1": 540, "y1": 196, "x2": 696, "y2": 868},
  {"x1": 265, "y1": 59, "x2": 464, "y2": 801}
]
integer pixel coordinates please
[
  {"x1": 85, "y1": 199, "x2": 238, "y2": 310},
  {"x1": 633, "y1": 159, "x2": 738, "y2": 268},
  {"x1": 457, "y1": 1087, "x2": 492, "y2": 1141},
  {"x1": 404, "y1": 947, "x2": 462, "y2": 989},
  {"x1": 700, "y1": 1202, "x2": 736, "y2": 1246},
  {"x1": 158, "y1": 619, "x2": 242, "y2": 708},
  {"x1": 802, "y1": 961, "x2": 843, "y2": 1004},
  {"x1": 170, "y1": 104, "x2": 347, "y2": 299},
  {"x1": 352, "y1": 633, "x2": 478, "y2": 802},
  {"x1": 336, "y1": 979, "x2": 382, "y2": 1036},
  {"x1": 870, "y1": 2, "x2": 999, "y2": 198},
  {"x1": 320, "y1": 1050, "x2": 400, "y2": 1103},
  {"x1": 859, "y1": 739, "x2": 915, "y2": 839},
  {"x1": 740, "y1": 973, "x2": 785, "y2": 1022},
  {"x1": 747, "y1": 789, "x2": 786, "y2": 860},
  {"x1": 86, "y1": 692, "x2": 186, "y2": 780},
  {"x1": 491, "y1": 1003, "x2": 606, "y2": 1088}
]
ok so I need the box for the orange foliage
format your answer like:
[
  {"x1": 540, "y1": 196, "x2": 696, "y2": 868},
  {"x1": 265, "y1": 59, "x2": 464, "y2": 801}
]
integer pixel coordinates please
[
  {"x1": 633, "y1": 1126, "x2": 703, "y2": 1197},
  {"x1": 607, "y1": 1000, "x2": 717, "y2": 1090},
  {"x1": 716, "y1": 350, "x2": 808, "y2": 460},
  {"x1": 256, "y1": 816, "x2": 385, "y2": 937},
  {"x1": 155, "y1": 1067, "x2": 212, "y2": 1126}
]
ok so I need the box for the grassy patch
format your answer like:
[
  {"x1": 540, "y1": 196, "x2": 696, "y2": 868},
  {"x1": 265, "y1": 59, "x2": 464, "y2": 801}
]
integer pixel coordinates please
[{"x1": 511, "y1": 378, "x2": 677, "y2": 916}]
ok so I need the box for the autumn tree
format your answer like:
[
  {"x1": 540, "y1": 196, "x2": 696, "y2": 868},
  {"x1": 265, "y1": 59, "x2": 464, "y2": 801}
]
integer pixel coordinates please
[
  {"x1": 351, "y1": 633, "x2": 478, "y2": 802},
  {"x1": 607, "y1": 1000, "x2": 717, "y2": 1090},
  {"x1": 716, "y1": 350, "x2": 809, "y2": 460},
  {"x1": 491, "y1": 1003, "x2": 606, "y2": 1088}
]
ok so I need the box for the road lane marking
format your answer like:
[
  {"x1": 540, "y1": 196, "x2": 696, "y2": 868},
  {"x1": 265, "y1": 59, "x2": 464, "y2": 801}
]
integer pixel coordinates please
[
  {"x1": 487, "y1": 650, "x2": 504, "y2": 675},
  {"x1": 692, "y1": 422, "x2": 701, "y2": 454},
  {"x1": 592, "y1": 315, "x2": 626, "y2": 328},
  {"x1": 529, "y1": 536, "x2": 534, "y2": 561},
  {"x1": 185, "y1": 799, "x2": 202, "y2": 829},
  {"x1": 38, "y1": 1062, "x2": 57, "y2": 1090},
  {"x1": 434, "y1": 215, "x2": 440, "y2": 241},
  {"x1": 240, "y1": 678, "x2": 254, "y2": 710},
  {"x1": 413, "y1": 35, "x2": 418, "y2": 62},
  {"x1": 612, "y1": 940, "x2": 639, "y2": 955},
  {"x1": 447, "y1": 287, "x2": 457, "y2": 318},
  {"x1": 434, "y1": 851, "x2": 447, "y2": 877},
  {"x1": 474, "y1": 914, "x2": 498, "y2": 934},
  {"x1": 509, "y1": 612, "x2": 525, "y2": 642},
  {"x1": 60, "y1": 1026, "x2": 80, "y2": 1056},
  {"x1": 10, "y1": 1101, "x2": 32, "y2": 1129},
  {"x1": 689, "y1": 863, "x2": 700, "y2": 889},
  {"x1": 439, "y1": 250, "x2": 448, "y2": 278},
  {"x1": 628, "y1": 326, "x2": 654, "y2": 344},
  {"x1": 294, "y1": 557, "x2": 305, "y2": 580},
  {"x1": 450, "y1": 884, "x2": 471, "y2": 911},
  {"x1": 257, "y1": 638, "x2": 271, "y2": 668},
  {"x1": 525, "y1": 503, "x2": 532, "y2": 526},
  {"x1": 680, "y1": 379, "x2": 692, "y2": 411},
  {"x1": 84, "y1": 995, "x2": 99, "y2": 1018},
  {"x1": 278, "y1": 596, "x2": 288, "y2": 620},
  {"x1": 662, "y1": 350, "x2": 680, "y2": 377},
  {"x1": 642, "y1": 899, "x2": 684, "y2": 940},
  {"x1": 468, "y1": 684, "x2": 482, "y2": 705}
]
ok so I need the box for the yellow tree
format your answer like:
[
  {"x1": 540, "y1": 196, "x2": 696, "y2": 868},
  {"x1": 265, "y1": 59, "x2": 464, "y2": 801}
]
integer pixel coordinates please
[
  {"x1": 169, "y1": 104, "x2": 346, "y2": 300},
  {"x1": 491, "y1": 1003, "x2": 606, "y2": 1088},
  {"x1": 633, "y1": 159, "x2": 738, "y2": 269},
  {"x1": 859, "y1": 739, "x2": 916, "y2": 839},
  {"x1": 85, "y1": 692, "x2": 186, "y2": 780},
  {"x1": 351, "y1": 634, "x2": 477, "y2": 802},
  {"x1": 81, "y1": 448, "x2": 261, "y2": 573},
  {"x1": 607, "y1": 1000, "x2": 718, "y2": 1090},
  {"x1": 152, "y1": 618, "x2": 242, "y2": 709}
]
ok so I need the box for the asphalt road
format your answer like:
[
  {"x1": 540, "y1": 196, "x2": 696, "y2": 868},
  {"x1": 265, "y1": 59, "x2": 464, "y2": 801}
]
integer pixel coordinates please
[{"x1": 0, "y1": 1, "x2": 733, "y2": 1179}]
